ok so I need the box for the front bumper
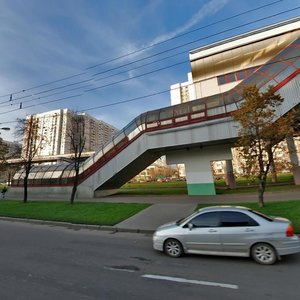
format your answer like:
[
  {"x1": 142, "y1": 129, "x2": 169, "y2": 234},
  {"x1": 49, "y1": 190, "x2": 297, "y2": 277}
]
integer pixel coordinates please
[{"x1": 153, "y1": 234, "x2": 164, "y2": 252}]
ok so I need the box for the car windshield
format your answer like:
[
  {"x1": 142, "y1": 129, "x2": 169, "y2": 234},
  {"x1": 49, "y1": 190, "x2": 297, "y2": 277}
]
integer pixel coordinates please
[
  {"x1": 176, "y1": 211, "x2": 199, "y2": 225},
  {"x1": 250, "y1": 210, "x2": 274, "y2": 222}
]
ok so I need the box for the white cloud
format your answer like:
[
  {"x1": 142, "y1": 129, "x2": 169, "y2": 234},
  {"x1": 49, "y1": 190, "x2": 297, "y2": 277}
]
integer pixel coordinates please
[{"x1": 149, "y1": 0, "x2": 231, "y2": 46}]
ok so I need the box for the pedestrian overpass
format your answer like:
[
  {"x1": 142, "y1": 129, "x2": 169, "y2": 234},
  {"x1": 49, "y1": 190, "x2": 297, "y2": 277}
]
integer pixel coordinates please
[{"x1": 10, "y1": 37, "x2": 300, "y2": 199}]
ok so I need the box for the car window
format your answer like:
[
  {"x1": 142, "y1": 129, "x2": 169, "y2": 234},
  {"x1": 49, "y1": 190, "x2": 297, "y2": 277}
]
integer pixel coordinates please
[
  {"x1": 220, "y1": 211, "x2": 258, "y2": 227},
  {"x1": 188, "y1": 212, "x2": 220, "y2": 228},
  {"x1": 177, "y1": 210, "x2": 199, "y2": 225},
  {"x1": 250, "y1": 210, "x2": 273, "y2": 222}
]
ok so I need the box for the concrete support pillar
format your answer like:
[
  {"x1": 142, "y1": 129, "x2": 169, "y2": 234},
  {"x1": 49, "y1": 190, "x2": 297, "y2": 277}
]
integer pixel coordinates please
[
  {"x1": 166, "y1": 145, "x2": 233, "y2": 196},
  {"x1": 184, "y1": 155, "x2": 215, "y2": 195},
  {"x1": 225, "y1": 159, "x2": 236, "y2": 188},
  {"x1": 286, "y1": 136, "x2": 300, "y2": 185}
]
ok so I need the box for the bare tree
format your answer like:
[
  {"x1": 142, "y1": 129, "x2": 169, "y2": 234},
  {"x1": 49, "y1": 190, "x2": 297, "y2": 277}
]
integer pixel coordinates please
[
  {"x1": 233, "y1": 85, "x2": 297, "y2": 207},
  {"x1": 0, "y1": 137, "x2": 9, "y2": 181},
  {"x1": 0, "y1": 140, "x2": 21, "y2": 185},
  {"x1": 16, "y1": 116, "x2": 44, "y2": 203},
  {"x1": 0, "y1": 138, "x2": 8, "y2": 162},
  {"x1": 67, "y1": 114, "x2": 86, "y2": 204}
]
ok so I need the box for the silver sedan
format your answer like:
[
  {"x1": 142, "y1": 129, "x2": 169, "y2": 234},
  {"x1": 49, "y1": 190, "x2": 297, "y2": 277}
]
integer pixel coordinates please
[{"x1": 153, "y1": 206, "x2": 300, "y2": 265}]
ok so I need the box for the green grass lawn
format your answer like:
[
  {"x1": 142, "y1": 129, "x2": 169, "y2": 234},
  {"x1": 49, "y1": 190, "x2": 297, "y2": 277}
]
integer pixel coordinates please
[
  {"x1": 0, "y1": 201, "x2": 150, "y2": 226},
  {"x1": 1, "y1": 174, "x2": 299, "y2": 232},
  {"x1": 0, "y1": 199, "x2": 299, "y2": 233},
  {"x1": 119, "y1": 175, "x2": 300, "y2": 195},
  {"x1": 214, "y1": 173, "x2": 294, "y2": 187},
  {"x1": 120, "y1": 181, "x2": 187, "y2": 195},
  {"x1": 216, "y1": 184, "x2": 300, "y2": 194},
  {"x1": 197, "y1": 201, "x2": 300, "y2": 233}
]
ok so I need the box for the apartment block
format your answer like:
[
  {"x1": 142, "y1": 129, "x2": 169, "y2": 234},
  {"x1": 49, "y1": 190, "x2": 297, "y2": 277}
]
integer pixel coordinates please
[{"x1": 22, "y1": 109, "x2": 118, "y2": 157}]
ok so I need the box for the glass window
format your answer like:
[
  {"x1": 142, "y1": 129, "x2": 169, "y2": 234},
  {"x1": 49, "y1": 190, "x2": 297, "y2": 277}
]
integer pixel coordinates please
[
  {"x1": 250, "y1": 210, "x2": 273, "y2": 222},
  {"x1": 236, "y1": 70, "x2": 246, "y2": 80},
  {"x1": 113, "y1": 131, "x2": 126, "y2": 145},
  {"x1": 206, "y1": 98, "x2": 221, "y2": 109},
  {"x1": 217, "y1": 75, "x2": 227, "y2": 85},
  {"x1": 274, "y1": 65, "x2": 295, "y2": 83},
  {"x1": 146, "y1": 111, "x2": 159, "y2": 123},
  {"x1": 159, "y1": 107, "x2": 173, "y2": 120},
  {"x1": 52, "y1": 170, "x2": 63, "y2": 179},
  {"x1": 124, "y1": 120, "x2": 137, "y2": 136},
  {"x1": 291, "y1": 55, "x2": 300, "y2": 69},
  {"x1": 103, "y1": 141, "x2": 114, "y2": 154},
  {"x1": 34, "y1": 172, "x2": 44, "y2": 179},
  {"x1": 138, "y1": 113, "x2": 147, "y2": 128},
  {"x1": 190, "y1": 103, "x2": 205, "y2": 112},
  {"x1": 220, "y1": 211, "x2": 258, "y2": 227},
  {"x1": 227, "y1": 73, "x2": 236, "y2": 83},
  {"x1": 174, "y1": 105, "x2": 188, "y2": 117},
  {"x1": 247, "y1": 67, "x2": 257, "y2": 76},
  {"x1": 189, "y1": 212, "x2": 220, "y2": 228}
]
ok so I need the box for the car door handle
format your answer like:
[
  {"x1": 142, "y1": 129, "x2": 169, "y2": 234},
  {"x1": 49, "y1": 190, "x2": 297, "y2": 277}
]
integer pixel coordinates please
[
  {"x1": 245, "y1": 228, "x2": 254, "y2": 232},
  {"x1": 208, "y1": 229, "x2": 218, "y2": 232}
]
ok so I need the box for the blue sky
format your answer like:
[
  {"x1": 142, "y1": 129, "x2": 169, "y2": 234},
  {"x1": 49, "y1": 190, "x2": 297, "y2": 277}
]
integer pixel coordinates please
[{"x1": 0, "y1": 0, "x2": 299, "y2": 141}]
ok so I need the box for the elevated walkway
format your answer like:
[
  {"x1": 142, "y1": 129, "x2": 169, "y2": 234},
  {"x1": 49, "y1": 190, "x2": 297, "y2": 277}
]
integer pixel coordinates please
[{"x1": 9, "y1": 36, "x2": 300, "y2": 199}]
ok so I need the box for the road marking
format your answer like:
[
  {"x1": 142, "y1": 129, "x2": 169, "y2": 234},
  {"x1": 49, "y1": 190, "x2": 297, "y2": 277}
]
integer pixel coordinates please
[
  {"x1": 142, "y1": 274, "x2": 238, "y2": 289},
  {"x1": 104, "y1": 265, "x2": 139, "y2": 273}
]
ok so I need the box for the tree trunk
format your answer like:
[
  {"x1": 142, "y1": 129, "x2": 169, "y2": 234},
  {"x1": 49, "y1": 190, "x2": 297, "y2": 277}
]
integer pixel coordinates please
[
  {"x1": 269, "y1": 152, "x2": 277, "y2": 183},
  {"x1": 70, "y1": 184, "x2": 77, "y2": 204},
  {"x1": 23, "y1": 177, "x2": 28, "y2": 203},
  {"x1": 70, "y1": 170, "x2": 79, "y2": 204},
  {"x1": 23, "y1": 167, "x2": 31, "y2": 203},
  {"x1": 258, "y1": 179, "x2": 265, "y2": 207}
]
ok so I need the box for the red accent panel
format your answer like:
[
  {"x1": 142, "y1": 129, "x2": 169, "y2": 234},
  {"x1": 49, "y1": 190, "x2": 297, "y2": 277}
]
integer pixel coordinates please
[{"x1": 273, "y1": 68, "x2": 300, "y2": 92}]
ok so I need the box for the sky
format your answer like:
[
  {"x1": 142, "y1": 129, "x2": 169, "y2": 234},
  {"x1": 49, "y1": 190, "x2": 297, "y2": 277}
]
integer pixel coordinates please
[{"x1": 0, "y1": 0, "x2": 299, "y2": 141}]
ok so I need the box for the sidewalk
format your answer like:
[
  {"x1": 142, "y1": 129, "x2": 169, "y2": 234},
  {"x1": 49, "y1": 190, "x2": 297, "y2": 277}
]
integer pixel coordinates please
[
  {"x1": 2, "y1": 190, "x2": 300, "y2": 234},
  {"x1": 115, "y1": 203, "x2": 197, "y2": 233},
  {"x1": 106, "y1": 190, "x2": 300, "y2": 233}
]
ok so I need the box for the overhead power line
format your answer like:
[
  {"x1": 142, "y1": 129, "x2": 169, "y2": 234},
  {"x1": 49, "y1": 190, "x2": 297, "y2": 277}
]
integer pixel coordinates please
[
  {"x1": 0, "y1": 94, "x2": 83, "y2": 116},
  {"x1": 0, "y1": 0, "x2": 287, "y2": 100},
  {"x1": 85, "y1": 0, "x2": 285, "y2": 70},
  {"x1": 0, "y1": 53, "x2": 298, "y2": 123},
  {"x1": 0, "y1": 6, "x2": 299, "y2": 113}
]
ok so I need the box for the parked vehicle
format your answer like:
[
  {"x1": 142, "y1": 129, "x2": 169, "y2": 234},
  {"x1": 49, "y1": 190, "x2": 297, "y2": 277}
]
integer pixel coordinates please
[{"x1": 153, "y1": 206, "x2": 300, "y2": 265}]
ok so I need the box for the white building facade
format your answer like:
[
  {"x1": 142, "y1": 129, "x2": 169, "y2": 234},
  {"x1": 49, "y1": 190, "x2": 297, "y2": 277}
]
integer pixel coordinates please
[
  {"x1": 171, "y1": 18, "x2": 300, "y2": 103},
  {"x1": 22, "y1": 109, "x2": 119, "y2": 158},
  {"x1": 170, "y1": 17, "x2": 300, "y2": 186}
]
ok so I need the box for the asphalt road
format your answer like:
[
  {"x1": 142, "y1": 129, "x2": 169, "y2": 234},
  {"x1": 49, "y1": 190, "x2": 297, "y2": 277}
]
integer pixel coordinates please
[{"x1": 0, "y1": 220, "x2": 299, "y2": 300}]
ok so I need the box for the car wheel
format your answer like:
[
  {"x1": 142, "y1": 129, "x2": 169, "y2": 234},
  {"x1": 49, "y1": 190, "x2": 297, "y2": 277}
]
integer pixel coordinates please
[
  {"x1": 251, "y1": 243, "x2": 277, "y2": 265},
  {"x1": 164, "y1": 239, "x2": 183, "y2": 258}
]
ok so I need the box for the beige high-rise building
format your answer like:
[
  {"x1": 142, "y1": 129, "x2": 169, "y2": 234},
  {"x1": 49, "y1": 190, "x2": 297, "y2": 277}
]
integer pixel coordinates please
[
  {"x1": 170, "y1": 17, "x2": 300, "y2": 177},
  {"x1": 22, "y1": 109, "x2": 119, "y2": 157}
]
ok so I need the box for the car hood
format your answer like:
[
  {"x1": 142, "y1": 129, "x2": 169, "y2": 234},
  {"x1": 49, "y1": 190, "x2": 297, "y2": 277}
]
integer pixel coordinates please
[{"x1": 155, "y1": 221, "x2": 178, "y2": 232}]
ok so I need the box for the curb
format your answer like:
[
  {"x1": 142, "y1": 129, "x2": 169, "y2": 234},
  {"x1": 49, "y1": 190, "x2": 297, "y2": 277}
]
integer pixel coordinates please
[
  {"x1": 1, "y1": 216, "x2": 298, "y2": 236},
  {"x1": 0, "y1": 216, "x2": 154, "y2": 235}
]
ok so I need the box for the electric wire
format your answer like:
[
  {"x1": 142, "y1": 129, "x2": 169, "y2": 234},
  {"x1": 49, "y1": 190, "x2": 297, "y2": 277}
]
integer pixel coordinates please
[
  {"x1": 85, "y1": 0, "x2": 285, "y2": 70},
  {"x1": 1, "y1": 6, "x2": 298, "y2": 111},
  {"x1": 0, "y1": 2, "x2": 298, "y2": 130},
  {"x1": 1, "y1": 53, "x2": 298, "y2": 123},
  {"x1": 0, "y1": 0, "x2": 287, "y2": 100}
]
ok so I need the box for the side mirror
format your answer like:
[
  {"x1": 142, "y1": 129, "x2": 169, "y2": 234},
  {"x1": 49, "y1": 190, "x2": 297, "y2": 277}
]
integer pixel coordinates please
[{"x1": 188, "y1": 223, "x2": 194, "y2": 231}]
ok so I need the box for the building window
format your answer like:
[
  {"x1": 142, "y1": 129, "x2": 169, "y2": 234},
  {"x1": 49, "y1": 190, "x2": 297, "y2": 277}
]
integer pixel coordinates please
[
  {"x1": 236, "y1": 70, "x2": 246, "y2": 80},
  {"x1": 217, "y1": 66, "x2": 260, "y2": 85}
]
